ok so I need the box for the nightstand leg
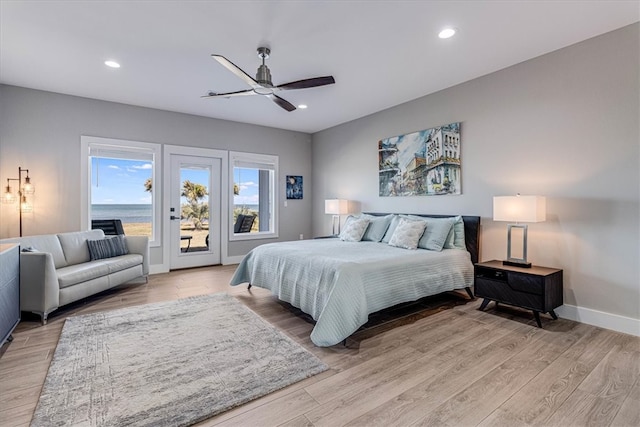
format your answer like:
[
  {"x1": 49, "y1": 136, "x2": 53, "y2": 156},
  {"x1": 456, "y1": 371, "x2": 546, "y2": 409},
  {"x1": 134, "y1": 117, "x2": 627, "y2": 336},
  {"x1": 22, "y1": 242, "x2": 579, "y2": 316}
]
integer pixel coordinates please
[
  {"x1": 549, "y1": 310, "x2": 558, "y2": 320},
  {"x1": 533, "y1": 311, "x2": 542, "y2": 328},
  {"x1": 479, "y1": 298, "x2": 491, "y2": 311}
]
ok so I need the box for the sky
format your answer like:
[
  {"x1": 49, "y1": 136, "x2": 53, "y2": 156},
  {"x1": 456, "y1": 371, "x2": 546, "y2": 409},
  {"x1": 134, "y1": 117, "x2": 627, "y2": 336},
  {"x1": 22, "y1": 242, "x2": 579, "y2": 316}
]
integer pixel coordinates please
[
  {"x1": 90, "y1": 157, "x2": 259, "y2": 205},
  {"x1": 233, "y1": 167, "x2": 259, "y2": 206}
]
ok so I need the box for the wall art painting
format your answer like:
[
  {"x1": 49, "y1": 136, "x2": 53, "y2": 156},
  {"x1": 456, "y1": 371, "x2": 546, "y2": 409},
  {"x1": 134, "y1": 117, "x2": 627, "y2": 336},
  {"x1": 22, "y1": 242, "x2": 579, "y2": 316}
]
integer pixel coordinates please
[
  {"x1": 286, "y1": 175, "x2": 303, "y2": 199},
  {"x1": 379, "y1": 122, "x2": 461, "y2": 197}
]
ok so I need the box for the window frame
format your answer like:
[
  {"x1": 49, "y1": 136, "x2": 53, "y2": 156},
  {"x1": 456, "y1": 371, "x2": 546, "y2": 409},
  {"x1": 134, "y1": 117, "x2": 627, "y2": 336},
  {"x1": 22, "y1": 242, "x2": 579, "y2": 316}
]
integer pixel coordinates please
[
  {"x1": 80, "y1": 136, "x2": 162, "y2": 247},
  {"x1": 229, "y1": 151, "x2": 279, "y2": 241}
]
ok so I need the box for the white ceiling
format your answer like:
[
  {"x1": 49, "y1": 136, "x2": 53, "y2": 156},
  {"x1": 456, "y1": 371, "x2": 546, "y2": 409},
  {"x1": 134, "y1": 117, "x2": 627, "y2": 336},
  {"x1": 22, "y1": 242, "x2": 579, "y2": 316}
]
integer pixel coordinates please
[{"x1": 1, "y1": 1, "x2": 638, "y2": 133}]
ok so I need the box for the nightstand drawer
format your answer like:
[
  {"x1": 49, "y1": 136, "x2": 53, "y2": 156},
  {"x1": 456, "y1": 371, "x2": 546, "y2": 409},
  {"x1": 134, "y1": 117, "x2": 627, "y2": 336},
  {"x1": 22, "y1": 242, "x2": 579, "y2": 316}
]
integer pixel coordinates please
[
  {"x1": 475, "y1": 267, "x2": 543, "y2": 295},
  {"x1": 475, "y1": 277, "x2": 544, "y2": 311},
  {"x1": 506, "y1": 272, "x2": 544, "y2": 295}
]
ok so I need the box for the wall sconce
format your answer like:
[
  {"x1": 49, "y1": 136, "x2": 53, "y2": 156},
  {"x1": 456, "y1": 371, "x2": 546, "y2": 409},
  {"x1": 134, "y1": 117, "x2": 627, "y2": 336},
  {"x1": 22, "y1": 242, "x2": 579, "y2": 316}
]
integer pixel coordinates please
[
  {"x1": 493, "y1": 194, "x2": 546, "y2": 268},
  {"x1": 324, "y1": 199, "x2": 350, "y2": 235},
  {"x1": 2, "y1": 167, "x2": 35, "y2": 236}
]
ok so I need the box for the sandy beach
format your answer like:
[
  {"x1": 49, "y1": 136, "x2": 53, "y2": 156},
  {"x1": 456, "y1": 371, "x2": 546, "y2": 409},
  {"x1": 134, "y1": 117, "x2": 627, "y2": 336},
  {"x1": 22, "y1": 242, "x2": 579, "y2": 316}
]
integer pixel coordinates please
[{"x1": 122, "y1": 223, "x2": 210, "y2": 251}]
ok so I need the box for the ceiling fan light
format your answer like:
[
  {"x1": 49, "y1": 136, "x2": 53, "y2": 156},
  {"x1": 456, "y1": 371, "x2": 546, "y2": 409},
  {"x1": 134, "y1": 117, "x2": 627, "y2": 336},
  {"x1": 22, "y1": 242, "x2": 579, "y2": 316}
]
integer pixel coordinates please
[
  {"x1": 298, "y1": 104, "x2": 308, "y2": 109},
  {"x1": 438, "y1": 28, "x2": 456, "y2": 39},
  {"x1": 254, "y1": 87, "x2": 274, "y2": 95},
  {"x1": 104, "y1": 60, "x2": 120, "y2": 68}
]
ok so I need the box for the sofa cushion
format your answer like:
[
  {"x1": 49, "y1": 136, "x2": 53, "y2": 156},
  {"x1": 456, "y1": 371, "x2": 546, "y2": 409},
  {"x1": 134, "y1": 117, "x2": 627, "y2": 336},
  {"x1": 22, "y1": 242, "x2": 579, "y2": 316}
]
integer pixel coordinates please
[
  {"x1": 105, "y1": 254, "x2": 143, "y2": 274},
  {"x1": 0, "y1": 235, "x2": 68, "y2": 269},
  {"x1": 57, "y1": 230, "x2": 105, "y2": 266},
  {"x1": 57, "y1": 261, "x2": 111, "y2": 289},
  {"x1": 56, "y1": 254, "x2": 143, "y2": 288}
]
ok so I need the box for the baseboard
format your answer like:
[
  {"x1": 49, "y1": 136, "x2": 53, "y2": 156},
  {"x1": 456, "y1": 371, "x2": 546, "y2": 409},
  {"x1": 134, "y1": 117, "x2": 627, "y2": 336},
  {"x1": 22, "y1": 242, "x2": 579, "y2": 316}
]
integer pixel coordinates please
[
  {"x1": 223, "y1": 255, "x2": 244, "y2": 265},
  {"x1": 149, "y1": 261, "x2": 238, "y2": 274},
  {"x1": 556, "y1": 304, "x2": 640, "y2": 337},
  {"x1": 149, "y1": 264, "x2": 169, "y2": 275}
]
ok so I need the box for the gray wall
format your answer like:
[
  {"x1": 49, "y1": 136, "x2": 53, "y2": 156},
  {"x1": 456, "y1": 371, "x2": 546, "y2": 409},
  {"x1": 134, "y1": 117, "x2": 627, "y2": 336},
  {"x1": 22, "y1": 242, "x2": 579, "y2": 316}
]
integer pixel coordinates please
[
  {"x1": 0, "y1": 86, "x2": 313, "y2": 264},
  {"x1": 311, "y1": 24, "x2": 639, "y2": 322}
]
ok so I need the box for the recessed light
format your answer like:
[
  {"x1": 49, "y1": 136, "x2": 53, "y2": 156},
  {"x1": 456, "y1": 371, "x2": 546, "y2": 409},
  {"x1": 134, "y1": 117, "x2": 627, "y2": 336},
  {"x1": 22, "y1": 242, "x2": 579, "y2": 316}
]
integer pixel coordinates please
[
  {"x1": 104, "y1": 60, "x2": 121, "y2": 68},
  {"x1": 297, "y1": 104, "x2": 308, "y2": 109},
  {"x1": 438, "y1": 28, "x2": 456, "y2": 39}
]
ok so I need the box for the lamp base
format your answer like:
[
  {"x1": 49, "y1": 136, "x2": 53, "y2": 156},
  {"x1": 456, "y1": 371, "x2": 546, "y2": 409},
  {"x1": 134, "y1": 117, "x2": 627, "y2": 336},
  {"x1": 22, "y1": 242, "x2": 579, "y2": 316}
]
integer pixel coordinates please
[{"x1": 503, "y1": 260, "x2": 532, "y2": 268}]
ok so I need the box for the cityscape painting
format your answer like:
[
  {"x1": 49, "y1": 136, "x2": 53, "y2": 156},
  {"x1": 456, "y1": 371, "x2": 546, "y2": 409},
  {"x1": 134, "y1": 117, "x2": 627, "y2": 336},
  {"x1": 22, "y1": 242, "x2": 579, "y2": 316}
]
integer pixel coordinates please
[{"x1": 378, "y1": 122, "x2": 461, "y2": 197}]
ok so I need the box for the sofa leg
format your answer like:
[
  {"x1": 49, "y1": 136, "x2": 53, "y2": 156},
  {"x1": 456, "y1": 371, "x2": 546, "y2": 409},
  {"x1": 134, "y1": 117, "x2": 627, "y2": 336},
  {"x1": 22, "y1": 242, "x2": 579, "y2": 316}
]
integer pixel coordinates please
[{"x1": 34, "y1": 312, "x2": 48, "y2": 325}]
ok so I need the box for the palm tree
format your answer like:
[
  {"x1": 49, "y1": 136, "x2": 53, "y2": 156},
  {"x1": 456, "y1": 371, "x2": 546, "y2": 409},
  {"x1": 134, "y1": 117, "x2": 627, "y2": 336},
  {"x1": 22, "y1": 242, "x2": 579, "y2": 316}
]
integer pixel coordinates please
[{"x1": 181, "y1": 180, "x2": 208, "y2": 230}]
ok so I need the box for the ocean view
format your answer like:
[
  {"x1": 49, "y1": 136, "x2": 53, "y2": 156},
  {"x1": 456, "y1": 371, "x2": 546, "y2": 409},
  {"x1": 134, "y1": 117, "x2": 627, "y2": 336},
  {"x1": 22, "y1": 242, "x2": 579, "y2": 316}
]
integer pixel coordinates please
[
  {"x1": 92, "y1": 204, "x2": 152, "y2": 224},
  {"x1": 92, "y1": 204, "x2": 259, "y2": 224}
]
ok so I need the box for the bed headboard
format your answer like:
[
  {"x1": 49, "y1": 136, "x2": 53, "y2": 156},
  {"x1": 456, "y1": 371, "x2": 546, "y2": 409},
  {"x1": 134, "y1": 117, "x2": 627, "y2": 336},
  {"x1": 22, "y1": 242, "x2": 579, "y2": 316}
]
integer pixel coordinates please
[{"x1": 363, "y1": 213, "x2": 481, "y2": 264}]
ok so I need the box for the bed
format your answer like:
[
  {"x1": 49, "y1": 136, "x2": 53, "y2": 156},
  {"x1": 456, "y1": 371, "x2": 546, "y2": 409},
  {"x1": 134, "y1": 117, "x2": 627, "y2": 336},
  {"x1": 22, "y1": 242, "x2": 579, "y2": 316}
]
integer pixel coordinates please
[{"x1": 230, "y1": 213, "x2": 481, "y2": 347}]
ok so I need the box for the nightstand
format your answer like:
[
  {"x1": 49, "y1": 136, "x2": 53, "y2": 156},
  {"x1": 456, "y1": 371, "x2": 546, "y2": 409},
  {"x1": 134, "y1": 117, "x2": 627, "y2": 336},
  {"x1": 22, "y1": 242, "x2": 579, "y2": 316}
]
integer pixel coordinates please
[{"x1": 474, "y1": 260, "x2": 563, "y2": 327}]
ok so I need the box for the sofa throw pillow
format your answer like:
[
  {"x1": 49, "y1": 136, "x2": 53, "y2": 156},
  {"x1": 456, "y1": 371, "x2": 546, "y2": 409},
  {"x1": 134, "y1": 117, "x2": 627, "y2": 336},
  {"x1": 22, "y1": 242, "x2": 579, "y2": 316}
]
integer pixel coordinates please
[
  {"x1": 361, "y1": 214, "x2": 393, "y2": 242},
  {"x1": 339, "y1": 217, "x2": 370, "y2": 242},
  {"x1": 87, "y1": 235, "x2": 128, "y2": 261},
  {"x1": 388, "y1": 217, "x2": 427, "y2": 250}
]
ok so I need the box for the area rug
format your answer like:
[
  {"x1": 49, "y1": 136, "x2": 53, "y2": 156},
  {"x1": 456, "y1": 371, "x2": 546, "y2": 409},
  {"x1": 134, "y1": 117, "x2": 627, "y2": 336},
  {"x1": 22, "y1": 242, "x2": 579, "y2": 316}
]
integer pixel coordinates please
[{"x1": 31, "y1": 294, "x2": 328, "y2": 427}]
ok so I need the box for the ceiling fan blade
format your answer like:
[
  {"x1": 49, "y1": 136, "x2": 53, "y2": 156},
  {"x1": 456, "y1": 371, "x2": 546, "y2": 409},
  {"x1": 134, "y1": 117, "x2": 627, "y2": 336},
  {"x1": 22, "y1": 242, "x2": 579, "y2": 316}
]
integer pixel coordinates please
[
  {"x1": 277, "y1": 76, "x2": 335, "y2": 90},
  {"x1": 201, "y1": 89, "x2": 256, "y2": 98},
  {"x1": 211, "y1": 54, "x2": 260, "y2": 89},
  {"x1": 268, "y1": 94, "x2": 296, "y2": 112}
]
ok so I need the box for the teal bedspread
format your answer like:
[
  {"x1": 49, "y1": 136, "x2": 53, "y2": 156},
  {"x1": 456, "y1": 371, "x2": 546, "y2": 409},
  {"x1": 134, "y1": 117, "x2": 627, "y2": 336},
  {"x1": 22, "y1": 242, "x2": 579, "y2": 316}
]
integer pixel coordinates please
[{"x1": 230, "y1": 239, "x2": 473, "y2": 346}]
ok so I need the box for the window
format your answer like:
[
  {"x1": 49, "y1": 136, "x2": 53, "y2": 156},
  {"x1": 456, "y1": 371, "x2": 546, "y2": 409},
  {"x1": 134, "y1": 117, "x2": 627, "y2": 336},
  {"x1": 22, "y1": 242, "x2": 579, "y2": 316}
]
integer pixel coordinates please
[
  {"x1": 81, "y1": 136, "x2": 161, "y2": 246},
  {"x1": 229, "y1": 151, "x2": 278, "y2": 240}
]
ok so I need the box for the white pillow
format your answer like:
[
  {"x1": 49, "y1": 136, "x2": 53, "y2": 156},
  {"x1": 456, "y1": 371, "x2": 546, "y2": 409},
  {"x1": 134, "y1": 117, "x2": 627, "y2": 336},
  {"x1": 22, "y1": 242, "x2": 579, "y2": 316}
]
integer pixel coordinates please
[
  {"x1": 388, "y1": 218, "x2": 427, "y2": 250},
  {"x1": 339, "y1": 217, "x2": 370, "y2": 242}
]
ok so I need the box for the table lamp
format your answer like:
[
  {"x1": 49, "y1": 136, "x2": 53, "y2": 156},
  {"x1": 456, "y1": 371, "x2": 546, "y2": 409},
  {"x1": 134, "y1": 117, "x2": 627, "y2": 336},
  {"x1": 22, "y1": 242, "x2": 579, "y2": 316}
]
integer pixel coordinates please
[
  {"x1": 493, "y1": 194, "x2": 546, "y2": 268},
  {"x1": 324, "y1": 199, "x2": 350, "y2": 235}
]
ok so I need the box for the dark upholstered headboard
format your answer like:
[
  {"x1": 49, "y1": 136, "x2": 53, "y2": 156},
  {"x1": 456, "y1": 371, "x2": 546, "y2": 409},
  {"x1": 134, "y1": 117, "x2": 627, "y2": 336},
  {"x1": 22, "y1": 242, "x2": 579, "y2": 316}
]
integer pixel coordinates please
[{"x1": 363, "y1": 213, "x2": 481, "y2": 264}]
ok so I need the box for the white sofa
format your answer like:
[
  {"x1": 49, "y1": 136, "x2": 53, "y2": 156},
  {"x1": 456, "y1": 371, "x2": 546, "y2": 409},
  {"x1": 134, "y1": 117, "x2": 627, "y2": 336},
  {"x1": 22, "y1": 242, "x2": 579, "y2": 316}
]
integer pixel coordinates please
[{"x1": 0, "y1": 230, "x2": 149, "y2": 324}]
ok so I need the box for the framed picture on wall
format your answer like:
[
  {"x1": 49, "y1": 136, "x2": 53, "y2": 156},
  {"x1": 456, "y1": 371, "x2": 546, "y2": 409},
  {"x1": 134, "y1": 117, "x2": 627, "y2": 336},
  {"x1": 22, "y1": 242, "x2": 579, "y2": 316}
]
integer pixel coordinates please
[
  {"x1": 378, "y1": 122, "x2": 461, "y2": 196},
  {"x1": 286, "y1": 175, "x2": 303, "y2": 199}
]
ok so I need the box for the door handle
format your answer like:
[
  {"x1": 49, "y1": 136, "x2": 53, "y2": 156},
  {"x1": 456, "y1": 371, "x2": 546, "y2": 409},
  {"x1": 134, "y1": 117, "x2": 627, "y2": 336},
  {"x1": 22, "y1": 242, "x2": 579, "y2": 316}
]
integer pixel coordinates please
[{"x1": 170, "y1": 215, "x2": 180, "y2": 220}]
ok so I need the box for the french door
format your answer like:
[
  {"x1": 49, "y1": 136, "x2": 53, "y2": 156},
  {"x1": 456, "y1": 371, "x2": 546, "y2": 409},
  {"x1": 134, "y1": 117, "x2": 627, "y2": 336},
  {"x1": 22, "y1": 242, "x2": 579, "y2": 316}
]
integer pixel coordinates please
[{"x1": 169, "y1": 154, "x2": 221, "y2": 269}]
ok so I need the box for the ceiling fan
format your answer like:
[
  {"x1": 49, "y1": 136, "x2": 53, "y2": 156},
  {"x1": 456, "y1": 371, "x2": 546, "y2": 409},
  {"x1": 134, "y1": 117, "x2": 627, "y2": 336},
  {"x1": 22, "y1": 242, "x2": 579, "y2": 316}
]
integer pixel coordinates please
[{"x1": 203, "y1": 47, "x2": 335, "y2": 112}]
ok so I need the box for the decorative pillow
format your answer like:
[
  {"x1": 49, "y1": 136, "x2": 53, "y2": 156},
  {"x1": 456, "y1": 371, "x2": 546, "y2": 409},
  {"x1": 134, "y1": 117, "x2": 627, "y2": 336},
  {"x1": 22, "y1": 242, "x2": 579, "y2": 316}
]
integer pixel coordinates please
[
  {"x1": 339, "y1": 217, "x2": 370, "y2": 242},
  {"x1": 381, "y1": 214, "x2": 401, "y2": 243},
  {"x1": 388, "y1": 218, "x2": 427, "y2": 250},
  {"x1": 416, "y1": 217, "x2": 455, "y2": 251},
  {"x1": 361, "y1": 214, "x2": 393, "y2": 242},
  {"x1": 87, "y1": 235, "x2": 129, "y2": 261},
  {"x1": 443, "y1": 215, "x2": 466, "y2": 250},
  {"x1": 340, "y1": 215, "x2": 359, "y2": 233}
]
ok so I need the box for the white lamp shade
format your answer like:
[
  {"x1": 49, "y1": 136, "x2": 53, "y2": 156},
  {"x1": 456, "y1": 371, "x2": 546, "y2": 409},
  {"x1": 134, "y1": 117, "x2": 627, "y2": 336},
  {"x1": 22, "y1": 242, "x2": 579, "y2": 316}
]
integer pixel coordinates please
[
  {"x1": 325, "y1": 199, "x2": 350, "y2": 215},
  {"x1": 493, "y1": 195, "x2": 546, "y2": 223}
]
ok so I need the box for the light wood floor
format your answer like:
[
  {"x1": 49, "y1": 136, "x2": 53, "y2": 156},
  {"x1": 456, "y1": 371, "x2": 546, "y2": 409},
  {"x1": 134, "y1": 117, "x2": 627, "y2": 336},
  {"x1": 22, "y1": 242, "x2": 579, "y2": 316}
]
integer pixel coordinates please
[{"x1": 1, "y1": 265, "x2": 638, "y2": 427}]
